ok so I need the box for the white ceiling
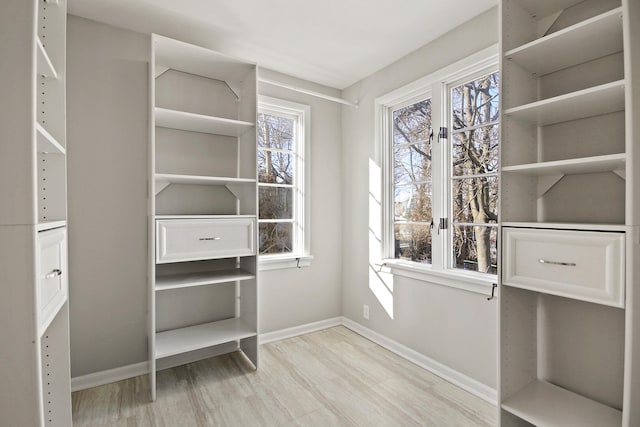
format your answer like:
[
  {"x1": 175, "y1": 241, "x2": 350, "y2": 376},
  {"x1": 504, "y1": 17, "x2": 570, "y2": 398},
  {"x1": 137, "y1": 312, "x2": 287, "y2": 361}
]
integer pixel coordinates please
[{"x1": 68, "y1": 0, "x2": 497, "y2": 89}]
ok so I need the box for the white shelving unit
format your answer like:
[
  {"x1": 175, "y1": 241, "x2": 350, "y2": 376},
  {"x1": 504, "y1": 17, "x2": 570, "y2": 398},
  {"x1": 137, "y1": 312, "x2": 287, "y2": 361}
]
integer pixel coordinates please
[
  {"x1": 0, "y1": 0, "x2": 71, "y2": 425},
  {"x1": 149, "y1": 34, "x2": 259, "y2": 400},
  {"x1": 499, "y1": 0, "x2": 640, "y2": 425}
]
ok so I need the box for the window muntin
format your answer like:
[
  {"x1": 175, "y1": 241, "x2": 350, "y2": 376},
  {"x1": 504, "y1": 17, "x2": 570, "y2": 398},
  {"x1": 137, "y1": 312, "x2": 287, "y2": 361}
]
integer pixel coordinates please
[
  {"x1": 391, "y1": 98, "x2": 433, "y2": 264},
  {"x1": 449, "y1": 71, "x2": 500, "y2": 274}
]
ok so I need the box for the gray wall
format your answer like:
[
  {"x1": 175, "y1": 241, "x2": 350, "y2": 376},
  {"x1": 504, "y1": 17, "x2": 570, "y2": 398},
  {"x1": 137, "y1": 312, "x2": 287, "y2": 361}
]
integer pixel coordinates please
[
  {"x1": 66, "y1": 16, "x2": 343, "y2": 377},
  {"x1": 340, "y1": 8, "x2": 499, "y2": 389}
]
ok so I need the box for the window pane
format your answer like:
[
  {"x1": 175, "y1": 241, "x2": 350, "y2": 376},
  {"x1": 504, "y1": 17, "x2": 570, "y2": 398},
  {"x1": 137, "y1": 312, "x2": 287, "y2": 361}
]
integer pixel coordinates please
[
  {"x1": 451, "y1": 72, "x2": 499, "y2": 130},
  {"x1": 394, "y1": 223, "x2": 432, "y2": 264},
  {"x1": 259, "y1": 187, "x2": 292, "y2": 219},
  {"x1": 452, "y1": 125, "x2": 499, "y2": 176},
  {"x1": 452, "y1": 176, "x2": 498, "y2": 224},
  {"x1": 259, "y1": 222, "x2": 292, "y2": 254},
  {"x1": 394, "y1": 142, "x2": 431, "y2": 185},
  {"x1": 258, "y1": 113, "x2": 294, "y2": 151},
  {"x1": 258, "y1": 150, "x2": 293, "y2": 184},
  {"x1": 394, "y1": 184, "x2": 432, "y2": 223},
  {"x1": 393, "y1": 99, "x2": 432, "y2": 145},
  {"x1": 452, "y1": 225, "x2": 497, "y2": 274}
]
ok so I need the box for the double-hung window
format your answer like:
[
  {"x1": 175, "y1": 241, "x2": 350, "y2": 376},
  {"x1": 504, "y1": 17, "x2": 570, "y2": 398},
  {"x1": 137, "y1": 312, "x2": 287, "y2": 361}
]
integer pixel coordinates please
[
  {"x1": 257, "y1": 96, "x2": 310, "y2": 269},
  {"x1": 380, "y1": 48, "x2": 499, "y2": 287}
]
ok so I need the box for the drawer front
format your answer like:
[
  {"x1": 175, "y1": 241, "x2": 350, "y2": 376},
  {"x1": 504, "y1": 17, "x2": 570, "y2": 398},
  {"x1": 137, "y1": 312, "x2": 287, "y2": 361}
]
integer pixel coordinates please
[
  {"x1": 502, "y1": 228, "x2": 625, "y2": 307},
  {"x1": 156, "y1": 218, "x2": 255, "y2": 263},
  {"x1": 37, "y1": 227, "x2": 68, "y2": 332}
]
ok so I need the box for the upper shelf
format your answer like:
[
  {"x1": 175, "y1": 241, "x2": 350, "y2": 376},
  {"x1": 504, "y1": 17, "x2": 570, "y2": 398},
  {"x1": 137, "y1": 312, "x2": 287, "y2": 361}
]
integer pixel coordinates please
[
  {"x1": 511, "y1": 0, "x2": 584, "y2": 18},
  {"x1": 155, "y1": 268, "x2": 255, "y2": 291},
  {"x1": 36, "y1": 38, "x2": 58, "y2": 79},
  {"x1": 36, "y1": 123, "x2": 65, "y2": 154},
  {"x1": 155, "y1": 173, "x2": 255, "y2": 186},
  {"x1": 504, "y1": 80, "x2": 625, "y2": 126},
  {"x1": 155, "y1": 107, "x2": 254, "y2": 136},
  {"x1": 505, "y1": 8, "x2": 623, "y2": 76},
  {"x1": 502, "y1": 153, "x2": 626, "y2": 177}
]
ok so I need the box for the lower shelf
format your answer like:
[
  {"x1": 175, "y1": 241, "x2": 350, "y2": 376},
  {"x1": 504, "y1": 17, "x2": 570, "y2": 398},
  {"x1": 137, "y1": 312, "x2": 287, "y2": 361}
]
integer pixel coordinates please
[
  {"x1": 155, "y1": 268, "x2": 255, "y2": 291},
  {"x1": 155, "y1": 318, "x2": 256, "y2": 359},
  {"x1": 502, "y1": 380, "x2": 621, "y2": 427}
]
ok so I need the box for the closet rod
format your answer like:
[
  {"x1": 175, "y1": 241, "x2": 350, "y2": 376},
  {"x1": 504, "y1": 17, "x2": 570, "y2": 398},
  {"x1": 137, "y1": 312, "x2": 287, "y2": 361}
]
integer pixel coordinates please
[{"x1": 258, "y1": 77, "x2": 358, "y2": 107}]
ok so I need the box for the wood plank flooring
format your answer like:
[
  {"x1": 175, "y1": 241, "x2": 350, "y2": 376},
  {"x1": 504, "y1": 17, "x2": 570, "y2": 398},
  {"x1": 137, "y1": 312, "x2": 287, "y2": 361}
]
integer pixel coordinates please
[{"x1": 72, "y1": 326, "x2": 497, "y2": 426}]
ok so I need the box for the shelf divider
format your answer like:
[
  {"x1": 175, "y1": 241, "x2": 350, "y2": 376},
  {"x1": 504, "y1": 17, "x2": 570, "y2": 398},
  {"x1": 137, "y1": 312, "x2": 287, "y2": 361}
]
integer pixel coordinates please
[{"x1": 502, "y1": 380, "x2": 622, "y2": 427}]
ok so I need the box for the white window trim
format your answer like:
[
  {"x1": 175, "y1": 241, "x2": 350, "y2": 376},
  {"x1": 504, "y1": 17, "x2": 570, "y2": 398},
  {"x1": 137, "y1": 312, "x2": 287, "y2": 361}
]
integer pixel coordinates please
[
  {"x1": 258, "y1": 95, "x2": 312, "y2": 270},
  {"x1": 376, "y1": 44, "x2": 499, "y2": 295}
]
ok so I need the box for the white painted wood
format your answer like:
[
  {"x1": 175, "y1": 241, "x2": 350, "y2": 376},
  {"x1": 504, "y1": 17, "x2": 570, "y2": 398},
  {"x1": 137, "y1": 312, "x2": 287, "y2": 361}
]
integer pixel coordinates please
[
  {"x1": 36, "y1": 37, "x2": 57, "y2": 79},
  {"x1": 155, "y1": 268, "x2": 255, "y2": 291},
  {"x1": 36, "y1": 227, "x2": 68, "y2": 335},
  {"x1": 511, "y1": 0, "x2": 584, "y2": 18},
  {"x1": 503, "y1": 227, "x2": 625, "y2": 307},
  {"x1": 502, "y1": 153, "x2": 626, "y2": 176},
  {"x1": 505, "y1": 8, "x2": 624, "y2": 76},
  {"x1": 156, "y1": 218, "x2": 255, "y2": 263},
  {"x1": 155, "y1": 317, "x2": 256, "y2": 359},
  {"x1": 154, "y1": 173, "x2": 255, "y2": 187},
  {"x1": 36, "y1": 122, "x2": 65, "y2": 154},
  {"x1": 501, "y1": 222, "x2": 628, "y2": 232},
  {"x1": 504, "y1": 80, "x2": 626, "y2": 126},
  {"x1": 36, "y1": 220, "x2": 66, "y2": 232},
  {"x1": 502, "y1": 380, "x2": 622, "y2": 427},
  {"x1": 155, "y1": 107, "x2": 254, "y2": 136}
]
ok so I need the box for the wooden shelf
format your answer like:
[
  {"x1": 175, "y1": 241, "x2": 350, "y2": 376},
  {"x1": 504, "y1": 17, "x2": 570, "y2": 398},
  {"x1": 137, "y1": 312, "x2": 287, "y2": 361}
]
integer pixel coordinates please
[
  {"x1": 512, "y1": 0, "x2": 584, "y2": 18},
  {"x1": 502, "y1": 222, "x2": 627, "y2": 232},
  {"x1": 505, "y1": 8, "x2": 623, "y2": 76},
  {"x1": 502, "y1": 153, "x2": 625, "y2": 176},
  {"x1": 37, "y1": 220, "x2": 66, "y2": 232},
  {"x1": 155, "y1": 318, "x2": 256, "y2": 359},
  {"x1": 36, "y1": 122, "x2": 65, "y2": 154},
  {"x1": 155, "y1": 107, "x2": 254, "y2": 136},
  {"x1": 504, "y1": 80, "x2": 625, "y2": 126},
  {"x1": 156, "y1": 269, "x2": 255, "y2": 291},
  {"x1": 502, "y1": 380, "x2": 621, "y2": 427},
  {"x1": 36, "y1": 38, "x2": 57, "y2": 79},
  {"x1": 155, "y1": 173, "x2": 255, "y2": 187}
]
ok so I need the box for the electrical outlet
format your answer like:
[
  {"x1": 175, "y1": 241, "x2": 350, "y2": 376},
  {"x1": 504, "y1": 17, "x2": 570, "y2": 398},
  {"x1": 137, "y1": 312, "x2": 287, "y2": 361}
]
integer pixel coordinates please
[{"x1": 363, "y1": 304, "x2": 369, "y2": 320}]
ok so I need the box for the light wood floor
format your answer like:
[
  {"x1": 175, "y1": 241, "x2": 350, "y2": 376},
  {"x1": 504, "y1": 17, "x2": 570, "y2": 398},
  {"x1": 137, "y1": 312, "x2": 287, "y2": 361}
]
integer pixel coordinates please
[{"x1": 72, "y1": 326, "x2": 496, "y2": 426}]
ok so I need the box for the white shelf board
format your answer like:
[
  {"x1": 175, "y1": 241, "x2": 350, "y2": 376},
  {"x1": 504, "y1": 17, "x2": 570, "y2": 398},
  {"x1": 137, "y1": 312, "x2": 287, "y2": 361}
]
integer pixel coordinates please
[
  {"x1": 155, "y1": 173, "x2": 256, "y2": 186},
  {"x1": 502, "y1": 380, "x2": 621, "y2": 427},
  {"x1": 156, "y1": 269, "x2": 255, "y2": 291},
  {"x1": 37, "y1": 220, "x2": 66, "y2": 232},
  {"x1": 512, "y1": 0, "x2": 584, "y2": 18},
  {"x1": 36, "y1": 123, "x2": 65, "y2": 154},
  {"x1": 502, "y1": 153, "x2": 626, "y2": 176},
  {"x1": 505, "y1": 8, "x2": 623, "y2": 76},
  {"x1": 155, "y1": 318, "x2": 256, "y2": 359},
  {"x1": 36, "y1": 38, "x2": 57, "y2": 79},
  {"x1": 155, "y1": 107, "x2": 254, "y2": 136},
  {"x1": 501, "y1": 222, "x2": 627, "y2": 232},
  {"x1": 153, "y1": 34, "x2": 255, "y2": 84},
  {"x1": 504, "y1": 80, "x2": 625, "y2": 126},
  {"x1": 155, "y1": 214, "x2": 256, "y2": 220}
]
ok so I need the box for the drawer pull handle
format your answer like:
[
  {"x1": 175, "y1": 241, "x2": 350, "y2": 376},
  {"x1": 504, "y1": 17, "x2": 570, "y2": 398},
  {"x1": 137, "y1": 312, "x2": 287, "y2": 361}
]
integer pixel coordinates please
[
  {"x1": 538, "y1": 259, "x2": 576, "y2": 267},
  {"x1": 45, "y1": 269, "x2": 62, "y2": 279},
  {"x1": 199, "y1": 237, "x2": 221, "y2": 241}
]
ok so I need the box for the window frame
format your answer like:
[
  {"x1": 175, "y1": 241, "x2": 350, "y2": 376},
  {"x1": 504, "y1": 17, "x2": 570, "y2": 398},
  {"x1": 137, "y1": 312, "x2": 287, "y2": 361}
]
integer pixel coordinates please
[
  {"x1": 257, "y1": 96, "x2": 312, "y2": 270},
  {"x1": 377, "y1": 45, "x2": 499, "y2": 294}
]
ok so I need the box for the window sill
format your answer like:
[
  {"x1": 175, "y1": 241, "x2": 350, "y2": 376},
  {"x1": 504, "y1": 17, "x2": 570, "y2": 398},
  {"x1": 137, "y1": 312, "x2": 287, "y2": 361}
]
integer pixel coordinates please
[
  {"x1": 380, "y1": 259, "x2": 497, "y2": 298},
  {"x1": 259, "y1": 254, "x2": 314, "y2": 271}
]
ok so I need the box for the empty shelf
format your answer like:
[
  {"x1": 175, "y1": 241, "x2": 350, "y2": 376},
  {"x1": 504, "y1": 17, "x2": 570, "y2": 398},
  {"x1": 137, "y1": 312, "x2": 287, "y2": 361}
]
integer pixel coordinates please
[
  {"x1": 37, "y1": 38, "x2": 57, "y2": 79},
  {"x1": 155, "y1": 318, "x2": 256, "y2": 359},
  {"x1": 504, "y1": 80, "x2": 625, "y2": 126},
  {"x1": 502, "y1": 153, "x2": 625, "y2": 176},
  {"x1": 511, "y1": 0, "x2": 583, "y2": 18},
  {"x1": 155, "y1": 173, "x2": 255, "y2": 186},
  {"x1": 155, "y1": 107, "x2": 254, "y2": 136},
  {"x1": 502, "y1": 380, "x2": 621, "y2": 427},
  {"x1": 37, "y1": 220, "x2": 67, "y2": 232},
  {"x1": 36, "y1": 123, "x2": 65, "y2": 154},
  {"x1": 505, "y1": 8, "x2": 623, "y2": 76},
  {"x1": 156, "y1": 269, "x2": 255, "y2": 291}
]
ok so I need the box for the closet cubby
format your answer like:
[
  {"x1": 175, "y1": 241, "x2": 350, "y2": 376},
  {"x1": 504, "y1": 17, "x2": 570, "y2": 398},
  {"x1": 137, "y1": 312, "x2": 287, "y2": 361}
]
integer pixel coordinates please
[
  {"x1": 149, "y1": 34, "x2": 259, "y2": 400},
  {"x1": 499, "y1": 0, "x2": 640, "y2": 425}
]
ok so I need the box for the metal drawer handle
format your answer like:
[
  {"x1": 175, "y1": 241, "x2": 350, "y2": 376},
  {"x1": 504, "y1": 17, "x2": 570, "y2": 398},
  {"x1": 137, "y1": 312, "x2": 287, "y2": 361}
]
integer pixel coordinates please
[
  {"x1": 45, "y1": 269, "x2": 62, "y2": 279},
  {"x1": 199, "y1": 237, "x2": 221, "y2": 241},
  {"x1": 538, "y1": 259, "x2": 576, "y2": 267}
]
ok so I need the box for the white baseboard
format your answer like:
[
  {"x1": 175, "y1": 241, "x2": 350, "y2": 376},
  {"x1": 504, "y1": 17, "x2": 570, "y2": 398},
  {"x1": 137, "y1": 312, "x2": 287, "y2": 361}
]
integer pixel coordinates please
[
  {"x1": 259, "y1": 317, "x2": 343, "y2": 344},
  {"x1": 72, "y1": 315, "x2": 497, "y2": 405},
  {"x1": 341, "y1": 317, "x2": 497, "y2": 405}
]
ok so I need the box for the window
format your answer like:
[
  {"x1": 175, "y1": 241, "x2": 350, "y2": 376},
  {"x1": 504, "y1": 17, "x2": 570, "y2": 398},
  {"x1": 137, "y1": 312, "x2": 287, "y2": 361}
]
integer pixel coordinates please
[
  {"x1": 379, "y1": 47, "x2": 499, "y2": 286},
  {"x1": 257, "y1": 96, "x2": 310, "y2": 269}
]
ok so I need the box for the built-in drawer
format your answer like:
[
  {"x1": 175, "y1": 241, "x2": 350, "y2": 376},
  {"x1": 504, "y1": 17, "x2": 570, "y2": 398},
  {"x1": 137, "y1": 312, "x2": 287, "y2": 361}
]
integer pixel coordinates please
[
  {"x1": 156, "y1": 218, "x2": 255, "y2": 263},
  {"x1": 37, "y1": 227, "x2": 68, "y2": 333},
  {"x1": 502, "y1": 228, "x2": 625, "y2": 307}
]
